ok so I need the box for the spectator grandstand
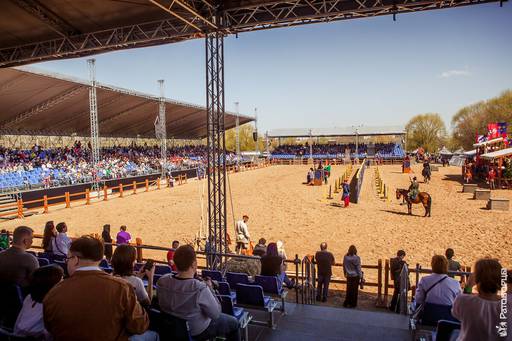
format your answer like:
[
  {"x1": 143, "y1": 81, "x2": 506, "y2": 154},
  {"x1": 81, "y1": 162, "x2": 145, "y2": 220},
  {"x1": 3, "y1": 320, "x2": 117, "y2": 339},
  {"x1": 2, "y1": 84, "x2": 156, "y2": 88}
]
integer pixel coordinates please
[
  {"x1": 270, "y1": 143, "x2": 405, "y2": 159},
  {"x1": 0, "y1": 143, "x2": 237, "y2": 192}
]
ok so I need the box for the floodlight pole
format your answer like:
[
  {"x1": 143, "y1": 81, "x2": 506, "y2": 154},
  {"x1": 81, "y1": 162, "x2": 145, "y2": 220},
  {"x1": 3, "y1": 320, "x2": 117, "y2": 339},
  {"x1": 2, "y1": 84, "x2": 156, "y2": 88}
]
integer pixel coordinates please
[
  {"x1": 309, "y1": 129, "x2": 313, "y2": 161},
  {"x1": 206, "y1": 22, "x2": 227, "y2": 270},
  {"x1": 234, "y1": 101, "x2": 240, "y2": 167},
  {"x1": 87, "y1": 59, "x2": 100, "y2": 191},
  {"x1": 158, "y1": 80, "x2": 167, "y2": 178}
]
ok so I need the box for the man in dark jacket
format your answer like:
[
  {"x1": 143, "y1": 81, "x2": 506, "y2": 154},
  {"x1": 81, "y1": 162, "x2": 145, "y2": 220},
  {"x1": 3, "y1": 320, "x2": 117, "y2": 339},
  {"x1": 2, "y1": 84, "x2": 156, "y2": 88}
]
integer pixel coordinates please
[
  {"x1": 315, "y1": 242, "x2": 335, "y2": 302},
  {"x1": 389, "y1": 250, "x2": 406, "y2": 312}
]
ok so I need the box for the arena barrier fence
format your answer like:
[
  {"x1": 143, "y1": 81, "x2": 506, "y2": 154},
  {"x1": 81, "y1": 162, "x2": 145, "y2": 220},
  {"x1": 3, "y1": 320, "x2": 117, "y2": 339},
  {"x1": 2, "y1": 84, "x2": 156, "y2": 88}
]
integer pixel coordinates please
[
  {"x1": 0, "y1": 162, "x2": 271, "y2": 219},
  {"x1": 20, "y1": 232, "x2": 475, "y2": 309},
  {"x1": 351, "y1": 158, "x2": 368, "y2": 204}
]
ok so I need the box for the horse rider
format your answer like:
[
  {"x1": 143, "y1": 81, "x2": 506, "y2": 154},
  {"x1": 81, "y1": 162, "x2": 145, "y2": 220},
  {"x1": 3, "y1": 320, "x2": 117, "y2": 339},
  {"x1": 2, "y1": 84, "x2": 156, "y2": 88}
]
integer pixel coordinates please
[
  {"x1": 408, "y1": 176, "x2": 419, "y2": 200},
  {"x1": 422, "y1": 160, "x2": 431, "y2": 181}
]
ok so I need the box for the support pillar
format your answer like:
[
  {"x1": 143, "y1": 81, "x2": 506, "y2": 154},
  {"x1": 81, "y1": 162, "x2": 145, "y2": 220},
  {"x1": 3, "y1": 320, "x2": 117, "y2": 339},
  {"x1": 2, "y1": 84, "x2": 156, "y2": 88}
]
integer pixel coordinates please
[
  {"x1": 235, "y1": 101, "x2": 240, "y2": 167},
  {"x1": 206, "y1": 28, "x2": 227, "y2": 270},
  {"x1": 158, "y1": 80, "x2": 167, "y2": 179},
  {"x1": 87, "y1": 59, "x2": 100, "y2": 191}
]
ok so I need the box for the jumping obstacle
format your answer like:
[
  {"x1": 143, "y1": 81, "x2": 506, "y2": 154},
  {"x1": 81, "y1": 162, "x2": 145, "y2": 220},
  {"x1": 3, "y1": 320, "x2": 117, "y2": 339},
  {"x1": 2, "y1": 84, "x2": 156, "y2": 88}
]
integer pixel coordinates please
[
  {"x1": 374, "y1": 167, "x2": 389, "y2": 201},
  {"x1": 462, "y1": 184, "x2": 477, "y2": 194},
  {"x1": 327, "y1": 185, "x2": 333, "y2": 199},
  {"x1": 474, "y1": 189, "x2": 491, "y2": 201},
  {"x1": 334, "y1": 179, "x2": 340, "y2": 194},
  {"x1": 487, "y1": 198, "x2": 510, "y2": 211}
]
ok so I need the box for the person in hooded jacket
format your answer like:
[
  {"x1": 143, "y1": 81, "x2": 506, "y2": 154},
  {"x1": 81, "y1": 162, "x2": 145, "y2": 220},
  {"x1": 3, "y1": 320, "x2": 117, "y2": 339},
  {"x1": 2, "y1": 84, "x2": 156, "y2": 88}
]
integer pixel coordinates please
[{"x1": 156, "y1": 245, "x2": 240, "y2": 341}]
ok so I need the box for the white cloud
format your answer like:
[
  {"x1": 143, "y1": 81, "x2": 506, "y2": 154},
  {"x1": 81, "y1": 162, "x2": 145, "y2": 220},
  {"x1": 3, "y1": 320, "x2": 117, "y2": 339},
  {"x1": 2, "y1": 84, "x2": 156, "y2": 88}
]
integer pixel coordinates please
[{"x1": 439, "y1": 69, "x2": 471, "y2": 78}]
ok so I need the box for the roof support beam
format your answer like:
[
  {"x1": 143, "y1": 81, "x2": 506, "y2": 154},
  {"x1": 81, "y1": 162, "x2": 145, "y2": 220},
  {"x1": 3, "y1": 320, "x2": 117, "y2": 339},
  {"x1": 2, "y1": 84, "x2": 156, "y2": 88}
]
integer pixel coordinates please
[
  {"x1": 148, "y1": 0, "x2": 203, "y2": 31},
  {"x1": 11, "y1": 0, "x2": 79, "y2": 37},
  {"x1": 0, "y1": 86, "x2": 84, "y2": 128},
  {"x1": 148, "y1": 0, "x2": 218, "y2": 29},
  {"x1": 98, "y1": 101, "x2": 154, "y2": 126}
]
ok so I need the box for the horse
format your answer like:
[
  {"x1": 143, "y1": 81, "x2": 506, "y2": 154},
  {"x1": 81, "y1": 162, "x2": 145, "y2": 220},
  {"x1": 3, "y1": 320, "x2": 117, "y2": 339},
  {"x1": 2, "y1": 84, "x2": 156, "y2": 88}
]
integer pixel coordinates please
[
  {"x1": 396, "y1": 188, "x2": 432, "y2": 217},
  {"x1": 422, "y1": 167, "x2": 431, "y2": 184}
]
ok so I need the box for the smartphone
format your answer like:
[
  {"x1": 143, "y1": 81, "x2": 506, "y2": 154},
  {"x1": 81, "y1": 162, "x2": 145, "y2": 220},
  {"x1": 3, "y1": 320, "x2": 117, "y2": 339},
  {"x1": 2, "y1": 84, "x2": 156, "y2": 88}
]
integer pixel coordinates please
[{"x1": 143, "y1": 260, "x2": 154, "y2": 271}]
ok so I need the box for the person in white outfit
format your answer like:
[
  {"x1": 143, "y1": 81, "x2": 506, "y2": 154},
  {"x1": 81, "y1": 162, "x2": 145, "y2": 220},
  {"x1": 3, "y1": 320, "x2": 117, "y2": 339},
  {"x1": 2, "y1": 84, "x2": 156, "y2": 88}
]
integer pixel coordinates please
[
  {"x1": 235, "y1": 215, "x2": 250, "y2": 254},
  {"x1": 52, "y1": 222, "x2": 71, "y2": 257}
]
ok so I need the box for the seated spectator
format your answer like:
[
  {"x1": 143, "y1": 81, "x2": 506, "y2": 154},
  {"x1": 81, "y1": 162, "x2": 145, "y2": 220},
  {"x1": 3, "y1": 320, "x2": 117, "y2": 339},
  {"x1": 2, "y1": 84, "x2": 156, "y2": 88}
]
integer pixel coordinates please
[
  {"x1": 445, "y1": 248, "x2": 462, "y2": 276},
  {"x1": 117, "y1": 225, "x2": 132, "y2": 245},
  {"x1": 52, "y1": 222, "x2": 71, "y2": 257},
  {"x1": 43, "y1": 236, "x2": 152, "y2": 340},
  {"x1": 452, "y1": 258, "x2": 508, "y2": 341},
  {"x1": 252, "y1": 238, "x2": 267, "y2": 257},
  {"x1": 343, "y1": 245, "x2": 362, "y2": 308},
  {"x1": 14, "y1": 265, "x2": 63, "y2": 339},
  {"x1": 414, "y1": 255, "x2": 461, "y2": 307},
  {"x1": 260, "y1": 242, "x2": 295, "y2": 289},
  {"x1": 315, "y1": 242, "x2": 335, "y2": 302},
  {"x1": 112, "y1": 244, "x2": 154, "y2": 307},
  {"x1": 0, "y1": 226, "x2": 38, "y2": 288},
  {"x1": 41, "y1": 221, "x2": 56, "y2": 253},
  {"x1": 157, "y1": 245, "x2": 240, "y2": 341},
  {"x1": 166, "y1": 240, "x2": 179, "y2": 271},
  {"x1": 0, "y1": 229, "x2": 10, "y2": 249},
  {"x1": 102, "y1": 224, "x2": 113, "y2": 261}
]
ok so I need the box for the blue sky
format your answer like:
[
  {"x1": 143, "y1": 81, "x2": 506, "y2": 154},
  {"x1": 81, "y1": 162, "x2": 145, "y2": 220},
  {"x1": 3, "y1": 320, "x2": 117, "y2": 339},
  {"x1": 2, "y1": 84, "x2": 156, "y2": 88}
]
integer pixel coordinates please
[{"x1": 34, "y1": 4, "x2": 512, "y2": 133}]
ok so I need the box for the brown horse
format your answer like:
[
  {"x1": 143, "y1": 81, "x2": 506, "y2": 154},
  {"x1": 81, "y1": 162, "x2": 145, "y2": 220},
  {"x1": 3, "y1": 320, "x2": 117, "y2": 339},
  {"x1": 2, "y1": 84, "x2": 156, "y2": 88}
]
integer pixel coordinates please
[{"x1": 396, "y1": 188, "x2": 432, "y2": 217}]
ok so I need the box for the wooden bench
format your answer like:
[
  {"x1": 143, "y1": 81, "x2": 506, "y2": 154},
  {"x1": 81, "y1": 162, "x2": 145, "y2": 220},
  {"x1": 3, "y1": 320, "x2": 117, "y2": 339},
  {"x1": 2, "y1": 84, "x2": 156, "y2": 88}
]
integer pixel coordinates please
[
  {"x1": 487, "y1": 198, "x2": 510, "y2": 211},
  {"x1": 474, "y1": 189, "x2": 491, "y2": 200},
  {"x1": 462, "y1": 184, "x2": 477, "y2": 194}
]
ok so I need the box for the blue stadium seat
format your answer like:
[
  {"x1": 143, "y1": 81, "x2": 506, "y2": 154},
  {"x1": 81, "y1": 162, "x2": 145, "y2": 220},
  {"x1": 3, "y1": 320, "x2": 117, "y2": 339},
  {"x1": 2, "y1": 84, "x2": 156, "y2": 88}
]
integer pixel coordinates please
[
  {"x1": 154, "y1": 264, "x2": 172, "y2": 276},
  {"x1": 217, "y1": 295, "x2": 252, "y2": 340},
  {"x1": 99, "y1": 259, "x2": 109, "y2": 268},
  {"x1": 421, "y1": 303, "x2": 458, "y2": 326},
  {"x1": 226, "y1": 272, "x2": 250, "y2": 289},
  {"x1": 235, "y1": 283, "x2": 277, "y2": 328},
  {"x1": 37, "y1": 258, "x2": 50, "y2": 267},
  {"x1": 218, "y1": 282, "x2": 236, "y2": 301},
  {"x1": 0, "y1": 283, "x2": 24, "y2": 330},
  {"x1": 255, "y1": 275, "x2": 287, "y2": 313},
  {"x1": 148, "y1": 308, "x2": 192, "y2": 341},
  {"x1": 435, "y1": 320, "x2": 461, "y2": 341},
  {"x1": 201, "y1": 269, "x2": 223, "y2": 282}
]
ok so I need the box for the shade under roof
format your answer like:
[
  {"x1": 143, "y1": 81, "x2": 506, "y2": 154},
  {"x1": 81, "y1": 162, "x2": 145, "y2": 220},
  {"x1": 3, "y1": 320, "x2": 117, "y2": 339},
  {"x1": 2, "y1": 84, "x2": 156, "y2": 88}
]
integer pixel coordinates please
[
  {"x1": 0, "y1": 67, "x2": 253, "y2": 139},
  {"x1": 267, "y1": 126, "x2": 405, "y2": 138}
]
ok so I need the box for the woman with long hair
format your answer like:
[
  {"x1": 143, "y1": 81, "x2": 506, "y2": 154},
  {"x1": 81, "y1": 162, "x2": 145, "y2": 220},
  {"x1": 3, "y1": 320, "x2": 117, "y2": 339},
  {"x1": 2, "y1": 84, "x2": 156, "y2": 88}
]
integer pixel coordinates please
[
  {"x1": 343, "y1": 245, "x2": 362, "y2": 308},
  {"x1": 102, "y1": 224, "x2": 113, "y2": 261},
  {"x1": 111, "y1": 244, "x2": 154, "y2": 307},
  {"x1": 41, "y1": 221, "x2": 56, "y2": 253},
  {"x1": 260, "y1": 242, "x2": 295, "y2": 289}
]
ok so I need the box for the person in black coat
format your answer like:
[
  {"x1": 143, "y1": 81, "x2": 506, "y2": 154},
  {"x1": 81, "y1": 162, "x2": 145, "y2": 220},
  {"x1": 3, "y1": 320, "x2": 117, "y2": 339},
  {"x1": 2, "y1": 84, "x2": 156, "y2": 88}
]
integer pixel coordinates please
[{"x1": 102, "y1": 224, "x2": 113, "y2": 261}]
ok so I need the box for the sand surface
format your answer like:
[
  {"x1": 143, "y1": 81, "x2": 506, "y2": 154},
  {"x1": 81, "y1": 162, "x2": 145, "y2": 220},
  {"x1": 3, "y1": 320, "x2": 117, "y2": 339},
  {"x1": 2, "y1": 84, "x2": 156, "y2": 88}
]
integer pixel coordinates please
[{"x1": 2, "y1": 164, "x2": 510, "y2": 275}]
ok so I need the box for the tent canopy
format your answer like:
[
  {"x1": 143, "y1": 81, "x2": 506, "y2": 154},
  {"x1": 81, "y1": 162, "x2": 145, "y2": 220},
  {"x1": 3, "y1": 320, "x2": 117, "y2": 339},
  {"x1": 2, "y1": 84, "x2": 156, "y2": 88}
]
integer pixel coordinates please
[
  {"x1": 473, "y1": 137, "x2": 504, "y2": 148},
  {"x1": 439, "y1": 146, "x2": 452, "y2": 156},
  {"x1": 0, "y1": 67, "x2": 253, "y2": 139}
]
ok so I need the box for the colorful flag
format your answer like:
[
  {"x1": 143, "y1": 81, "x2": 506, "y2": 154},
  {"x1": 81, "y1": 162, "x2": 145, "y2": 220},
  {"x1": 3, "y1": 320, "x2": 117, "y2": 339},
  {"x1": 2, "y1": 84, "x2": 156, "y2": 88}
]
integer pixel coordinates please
[
  {"x1": 487, "y1": 123, "x2": 499, "y2": 139},
  {"x1": 498, "y1": 122, "x2": 508, "y2": 139},
  {"x1": 477, "y1": 135, "x2": 487, "y2": 143}
]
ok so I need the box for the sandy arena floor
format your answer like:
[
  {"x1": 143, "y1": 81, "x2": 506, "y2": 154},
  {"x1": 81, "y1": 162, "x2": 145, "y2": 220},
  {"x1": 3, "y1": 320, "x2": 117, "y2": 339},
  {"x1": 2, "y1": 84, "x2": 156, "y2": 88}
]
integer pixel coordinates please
[{"x1": 2, "y1": 164, "x2": 510, "y2": 273}]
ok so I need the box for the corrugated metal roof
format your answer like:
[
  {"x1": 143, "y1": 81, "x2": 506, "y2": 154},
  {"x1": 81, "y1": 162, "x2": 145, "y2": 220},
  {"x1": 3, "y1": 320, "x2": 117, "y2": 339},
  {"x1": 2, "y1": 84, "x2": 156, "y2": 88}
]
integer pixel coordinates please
[
  {"x1": 0, "y1": 67, "x2": 253, "y2": 139},
  {"x1": 480, "y1": 147, "x2": 512, "y2": 160},
  {"x1": 267, "y1": 126, "x2": 405, "y2": 138}
]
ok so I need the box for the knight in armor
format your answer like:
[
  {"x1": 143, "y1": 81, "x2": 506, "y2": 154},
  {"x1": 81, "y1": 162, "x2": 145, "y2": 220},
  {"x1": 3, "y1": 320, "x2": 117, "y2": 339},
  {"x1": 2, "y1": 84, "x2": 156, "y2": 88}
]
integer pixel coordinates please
[{"x1": 408, "y1": 176, "x2": 419, "y2": 200}]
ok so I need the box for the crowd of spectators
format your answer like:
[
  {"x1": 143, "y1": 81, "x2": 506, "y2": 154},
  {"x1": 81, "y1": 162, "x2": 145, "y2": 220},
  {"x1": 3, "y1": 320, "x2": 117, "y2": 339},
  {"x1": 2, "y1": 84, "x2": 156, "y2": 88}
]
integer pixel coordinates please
[
  {"x1": 0, "y1": 142, "x2": 239, "y2": 191},
  {"x1": 271, "y1": 142, "x2": 402, "y2": 157},
  {"x1": 0, "y1": 225, "x2": 510, "y2": 341}
]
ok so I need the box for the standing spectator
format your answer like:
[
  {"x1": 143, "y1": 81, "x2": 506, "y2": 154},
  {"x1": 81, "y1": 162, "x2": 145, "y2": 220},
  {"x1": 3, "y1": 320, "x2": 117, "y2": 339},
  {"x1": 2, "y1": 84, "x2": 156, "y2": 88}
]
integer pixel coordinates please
[
  {"x1": 488, "y1": 167, "x2": 496, "y2": 190},
  {"x1": 112, "y1": 244, "x2": 154, "y2": 307},
  {"x1": 315, "y1": 242, "x2": 335, "y2": 302},
  {"x1": 235, "y1": 215, "x2": 250, "y2": 254},
  {"x1": 0, "y1": 226, "x2": 39, "y2": 288},
  {"x1": 414, "y1": 255, "x2": 461, "y2": 308},
  {"x1": 342, "y1": 179, "x2": 350, "y2": 207},
  {"x1": 445, "y1": 248, "x2": 462, "y2": 277},
  {"x1": 252, "y1": 238, "x2": 267, "y2": 257},
  {"x1": 41, "y1": 221, "x2": 56, "y2": 253},
  {"x1": 43, "y1": 236, "x2": 151, "y2": 341},
  {"x1": 276, "y1": 240, "x2": 287, "y2": 260},
  {"x1": 51, "y1": 222, "x2": 71, "y2": 257},
  {"x1": 157, "y1": 245, "x2": 240, "y2": 341},
  {"x1": 14, "y1": 265, "x2": 63, "y2": 339},
  {"x1": 116, "y1": 225, "x2": 132, "y2": 245},
  {"x1": 389, "y1": 250, "x2": 406, "y2": 312},
  {"x1": 452, "y1": 258, "x2": 509, "y2": 341},
  {"x1": 102, "y1": 224, "x2": 113, "y2": 261},
  {"x1": 0, "y1": 229, "x2": 10, "y2": 249},
  {"x1": 166, "y1": 240, "x2": 180, "y2": 271},
  {"x1": 343, "y1": 245, "x2": 362, "y2": 308}
]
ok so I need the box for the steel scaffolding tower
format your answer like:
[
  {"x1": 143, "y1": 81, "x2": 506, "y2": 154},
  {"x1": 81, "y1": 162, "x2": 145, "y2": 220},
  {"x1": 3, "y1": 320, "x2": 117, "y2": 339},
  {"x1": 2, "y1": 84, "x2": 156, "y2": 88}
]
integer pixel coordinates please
[
  {"x1": 206, "y1": 23, "x2": 227, "y2": 270},
  {"x1": 254, "y1": 107, "x2": 259, "y2": 156},
  {"x1": 158, "y1": 79, "x2": 167, "y2": 178},
  {"x1": 87, "y1": 59, "x2": 100, "y2": 191}
]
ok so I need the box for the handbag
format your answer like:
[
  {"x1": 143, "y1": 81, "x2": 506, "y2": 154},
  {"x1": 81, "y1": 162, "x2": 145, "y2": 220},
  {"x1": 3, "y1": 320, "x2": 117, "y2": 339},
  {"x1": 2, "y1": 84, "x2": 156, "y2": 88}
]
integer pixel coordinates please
[{"x1": 412, "y1": 275, "x2": 448, "y2": 321}]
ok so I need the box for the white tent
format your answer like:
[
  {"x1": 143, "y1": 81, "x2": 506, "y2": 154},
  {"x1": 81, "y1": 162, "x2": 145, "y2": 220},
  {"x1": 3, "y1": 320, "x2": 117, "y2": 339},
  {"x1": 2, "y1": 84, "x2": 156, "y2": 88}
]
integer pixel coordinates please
[{"x1": 439, "y1": 146, "x2": 452, "y2": 156}]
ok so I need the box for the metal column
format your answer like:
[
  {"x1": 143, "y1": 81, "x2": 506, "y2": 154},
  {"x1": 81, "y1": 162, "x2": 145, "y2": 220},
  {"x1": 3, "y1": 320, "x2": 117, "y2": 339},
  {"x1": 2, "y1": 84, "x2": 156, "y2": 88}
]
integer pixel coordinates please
[
  {"x1": 87, "y1": 59, "x2": 100, "y2": 191},
  {"x1": 206, "y1": 28, "x2": 227, "y2": 270},
  {"x1": 254, "y1": 107, "x2": 259, "y2": 156},
  {"x1": 158, "y1": 80, "x2": 167, "y2": 178},
  {"x1": 234, "y1": 101, "x2": 240, "y2": 167}
]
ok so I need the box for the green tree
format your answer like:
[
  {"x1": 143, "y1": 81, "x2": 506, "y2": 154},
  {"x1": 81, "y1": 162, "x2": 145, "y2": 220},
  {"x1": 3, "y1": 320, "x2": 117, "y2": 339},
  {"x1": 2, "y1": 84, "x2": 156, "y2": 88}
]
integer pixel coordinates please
[
  {"x1": 451, "y1": 90, "x2": 512, "y2": 150},
  {"x1": 405, "y1": 113, "x2": 447, "y2": 153},
  {"x1": 225, "y1": 123, "x2": 265, "y2": 152}
]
